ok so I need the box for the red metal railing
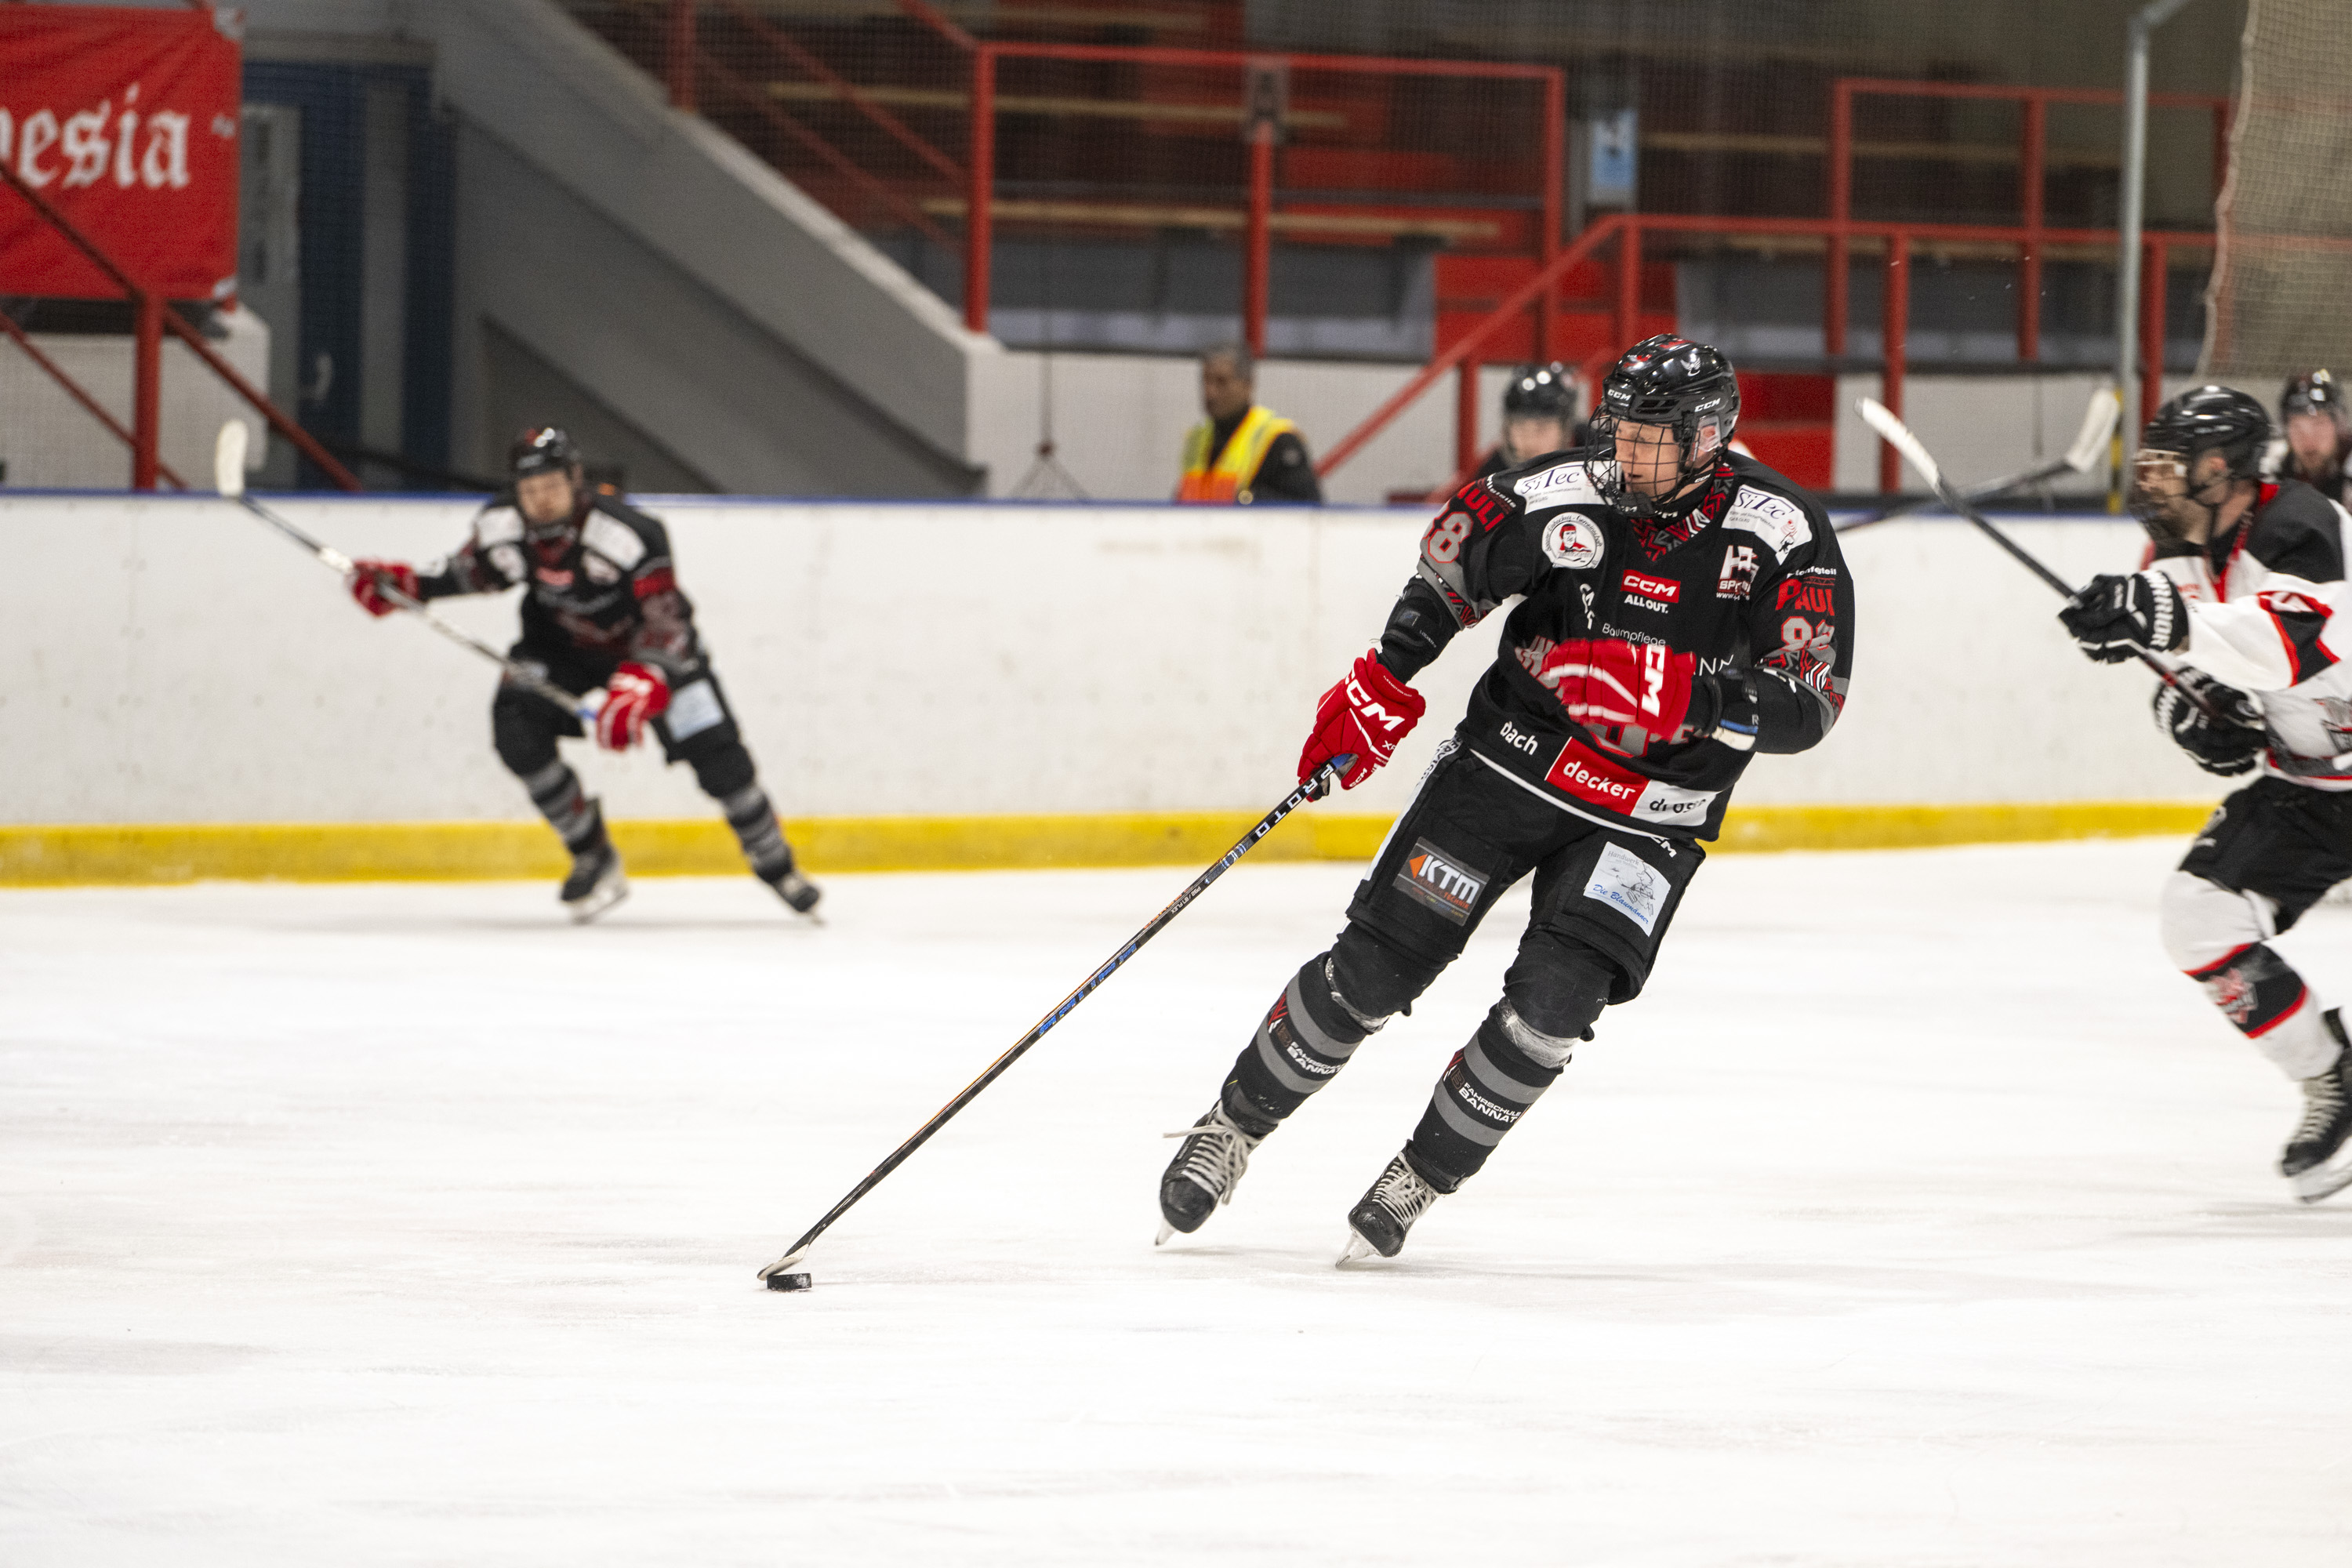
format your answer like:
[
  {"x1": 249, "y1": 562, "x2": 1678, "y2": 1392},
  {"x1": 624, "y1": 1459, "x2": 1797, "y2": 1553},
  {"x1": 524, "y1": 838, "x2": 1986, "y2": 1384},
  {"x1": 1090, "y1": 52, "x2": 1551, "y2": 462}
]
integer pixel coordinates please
[
  {"x1": 1331, "y1": 76, "x2": 2235, "y2": 495},
  {"x1": 655, "y1": 1, "x2": 1563, "y2": 358},
  {"x1": 1, "y1": 158, "x2": 359, "y2": 492},
  {"x1": 1321, "y1": 211, "x2": 2220, "y2": 494}
]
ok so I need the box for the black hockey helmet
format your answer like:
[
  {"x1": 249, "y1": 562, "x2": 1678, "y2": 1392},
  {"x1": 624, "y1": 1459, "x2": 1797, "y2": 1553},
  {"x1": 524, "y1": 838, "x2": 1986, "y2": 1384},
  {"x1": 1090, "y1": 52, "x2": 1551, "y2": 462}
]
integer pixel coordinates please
[
  {"x1": 509, "y1": 426, "x2": 583, "y2": 481},
  {"x1": 2281, "y1": 369, "x2": 2347, "y2": 426},
  {"x1": 2131, "y1": 384, "x2": 2271, "y2": 532},
  {"x1": 1502, "y1": 362, "x2": 1576, "y2": 419},
  {"x1": 2139, "y1": 385, "x2": 2271, "y2": 480},
  {"x1": 1590, "y1": 335, "x2": 1740, "y2": 514}
]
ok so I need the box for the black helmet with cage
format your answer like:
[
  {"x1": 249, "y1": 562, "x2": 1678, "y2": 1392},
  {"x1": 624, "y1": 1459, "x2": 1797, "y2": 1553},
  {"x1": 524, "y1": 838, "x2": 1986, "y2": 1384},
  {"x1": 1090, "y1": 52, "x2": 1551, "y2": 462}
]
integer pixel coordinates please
[
  {"x1": 1588, "y1": 334, "x2": 1740, "y2": 515},
  {"x1": 2130, "y1": 384, "x2": 2271, "y2": 532},
  {"x1": 2281, "y1": 369, "x2": 2348, "y2": 428},
  {"x1": 1502, "y1": 361, "x2": 1577, "y2": 419}
]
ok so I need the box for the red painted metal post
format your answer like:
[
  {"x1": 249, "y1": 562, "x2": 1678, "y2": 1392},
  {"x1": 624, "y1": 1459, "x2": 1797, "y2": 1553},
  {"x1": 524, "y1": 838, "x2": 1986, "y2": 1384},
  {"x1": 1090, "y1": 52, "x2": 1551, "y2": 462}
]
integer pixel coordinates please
[
  {"x1": 132, "y1": 291, "x2": 162, "y2": 491},
  {"x1": 1244, "y1": 120, "x2": 1273, "y2": 359},
  {"x1": 666, "y1": 0, "x2": 697, "y2": 112},
  {"x1": 1826, "y1": 82, "x2": 1853, "y2": 358},
  {"x1": 1878, "y1": 232, "x2": 1908, "y2": 495},
  {"x1": 964, "y1": 46, "x2": 995, "y2": 334},
  {"x1": 1613, "y1": 221, "x2": 1641, "y2": 354},
  {"x1": 1538, "y1": 68, "x2": 1564, "y2": 358},
  {"x1": 2019, "y1": 94, "x2": 2045, "y2": 362},
  {"x1": 2141, "y1": 238, "x2": 2168, "y2": 434},
  {"x1": 1456, "y1": 359, "x2": 1481, "y2": 480}
]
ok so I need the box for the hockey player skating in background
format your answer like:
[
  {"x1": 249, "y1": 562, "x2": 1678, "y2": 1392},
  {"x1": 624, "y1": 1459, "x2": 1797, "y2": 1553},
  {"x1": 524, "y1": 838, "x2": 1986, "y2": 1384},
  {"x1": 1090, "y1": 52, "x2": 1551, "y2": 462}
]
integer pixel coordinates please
[
  {"x1": 1156, "y1": 336, "x2": 1852, "y2": 1261},
  {"x1": 345, "y1": 428, "x2": 821, "y2": 924},
  {"x1": 1472, "y1": 362, "x2": 1587, "y2": 483},
  {"x1": 2059, "y1": 387, "x2": 2352, "y2": 1203},
  {"x1": 2279, "y1": 370, "x2": 2351, "y2": 506}
]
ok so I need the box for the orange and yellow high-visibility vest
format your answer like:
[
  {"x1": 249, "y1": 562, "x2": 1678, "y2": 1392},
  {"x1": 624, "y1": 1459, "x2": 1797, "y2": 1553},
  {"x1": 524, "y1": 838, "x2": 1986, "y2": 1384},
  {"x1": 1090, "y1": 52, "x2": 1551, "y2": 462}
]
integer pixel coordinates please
[{"x1": 1177, "y1": 404, "x2": 1299, "y2": 504}]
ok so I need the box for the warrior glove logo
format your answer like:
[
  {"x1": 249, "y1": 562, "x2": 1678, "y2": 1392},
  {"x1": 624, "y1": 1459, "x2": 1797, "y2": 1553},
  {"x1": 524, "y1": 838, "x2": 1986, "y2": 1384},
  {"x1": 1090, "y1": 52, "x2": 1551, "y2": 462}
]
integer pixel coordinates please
[{"x1": 1394, "y1": 839, "x2": 1487, "y2": 925}]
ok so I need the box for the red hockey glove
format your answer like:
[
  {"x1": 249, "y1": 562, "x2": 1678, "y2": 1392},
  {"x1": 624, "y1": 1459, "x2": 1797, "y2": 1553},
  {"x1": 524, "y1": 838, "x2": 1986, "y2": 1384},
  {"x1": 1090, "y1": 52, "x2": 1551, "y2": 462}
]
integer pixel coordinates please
[
  {"x1": 595, "y1": 662, "x2": 670, "y2": 750},
  {"x1": 347, "y1": 560, "x2": 418, "y2": 618},
  {"x1": 1535, "y1": 637, "x2": 1696, "y2": 735},
  {"x1": 1299, "y1": 651, "x2": 1425, "y2": 789}
]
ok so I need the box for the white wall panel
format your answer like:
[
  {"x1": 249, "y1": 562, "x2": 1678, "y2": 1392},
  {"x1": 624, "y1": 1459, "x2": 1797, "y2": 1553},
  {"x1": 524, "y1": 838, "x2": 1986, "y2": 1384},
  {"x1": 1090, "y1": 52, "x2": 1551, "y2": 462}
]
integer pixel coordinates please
[{"x1": 0, "y1": 496, "x2": 2218, "y2": 826}]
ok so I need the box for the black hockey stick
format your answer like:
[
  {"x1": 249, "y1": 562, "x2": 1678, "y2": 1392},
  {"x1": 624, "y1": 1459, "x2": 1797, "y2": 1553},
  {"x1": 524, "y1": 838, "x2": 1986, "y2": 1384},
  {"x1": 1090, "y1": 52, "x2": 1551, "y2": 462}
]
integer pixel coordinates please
[
  {"x1": 214, "y1": 423, "x2": 599, "y2": 722},
  {"x1": 1857, "y1": 398, "x2": 2228, "y2": 720},
  {"x1": 1836, "y1": 387, "x2": 2118, "y2": 532},
  {"x1": 757, "y1": 756, "x2": 1355, "y2": 1289}
]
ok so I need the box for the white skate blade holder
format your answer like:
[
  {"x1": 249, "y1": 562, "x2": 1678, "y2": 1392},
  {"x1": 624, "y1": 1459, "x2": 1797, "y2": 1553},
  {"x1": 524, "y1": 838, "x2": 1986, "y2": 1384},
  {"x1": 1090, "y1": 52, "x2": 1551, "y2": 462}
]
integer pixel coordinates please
[
  {"x1": 1336, "y1": 1231, "x2": 1381, "y2": 1268},
  {"x1": 2291, "y1": 1151, "x2": 2352, "y2": 1205}
]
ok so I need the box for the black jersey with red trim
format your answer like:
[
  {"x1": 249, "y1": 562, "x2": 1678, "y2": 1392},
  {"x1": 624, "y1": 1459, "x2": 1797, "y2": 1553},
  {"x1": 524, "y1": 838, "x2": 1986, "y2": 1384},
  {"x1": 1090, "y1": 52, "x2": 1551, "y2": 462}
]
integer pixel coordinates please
[
  {"x1": 412, "y1": 492, "x2": 702, "y2": 678},
  {"x1": 1377, "y1": 448, "x2": 1852, "y2": 840}
]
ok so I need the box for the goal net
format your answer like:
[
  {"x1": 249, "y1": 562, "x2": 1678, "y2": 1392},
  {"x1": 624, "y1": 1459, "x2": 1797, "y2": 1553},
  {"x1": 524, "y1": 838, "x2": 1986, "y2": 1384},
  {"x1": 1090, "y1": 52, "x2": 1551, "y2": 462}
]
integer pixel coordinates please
[{"x1": 2199, "y1": 0, "x2": 2352, "y2": 382}]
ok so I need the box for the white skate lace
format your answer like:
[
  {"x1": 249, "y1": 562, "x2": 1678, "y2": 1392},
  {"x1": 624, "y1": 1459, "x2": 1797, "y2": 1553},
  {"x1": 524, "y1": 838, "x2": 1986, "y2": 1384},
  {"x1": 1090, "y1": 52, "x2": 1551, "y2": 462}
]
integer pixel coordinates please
[
  {"x1": 1366, "y1": 1156, "x2": 1439, "y2": 1226},
  {"x1": 2293, "y1": 1069, "x2": 2347, "y2": 1143},
  {"x1": 1163, "y1": 1112, "x2": 1259, "y2": 1207}
]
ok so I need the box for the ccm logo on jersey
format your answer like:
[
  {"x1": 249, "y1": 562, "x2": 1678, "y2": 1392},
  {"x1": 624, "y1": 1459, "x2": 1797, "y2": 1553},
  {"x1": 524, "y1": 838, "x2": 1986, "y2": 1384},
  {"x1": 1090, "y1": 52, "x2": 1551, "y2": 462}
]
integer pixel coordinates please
[
  {"x1": 1394, "y1": 839, "x2": 1487, "y2": 924},
  {"x1": 1621, "y1": 569, "x2": 1680, "y2": 610},
  {"x1": 1544, "y1": 739, "x2": 1720, "y2": 822}
]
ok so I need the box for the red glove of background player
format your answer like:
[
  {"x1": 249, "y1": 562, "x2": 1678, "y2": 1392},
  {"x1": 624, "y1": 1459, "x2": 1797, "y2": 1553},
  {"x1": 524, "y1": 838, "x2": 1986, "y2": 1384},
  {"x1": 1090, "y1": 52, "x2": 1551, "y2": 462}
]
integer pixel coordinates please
[
  {"x1": 595, "y1": 662, "x2": 671, "y2": 750},
  {"x1": 1535, "y1": 637, "x2": 1696, "y2": 735},
  {"x1": 347, "y1": 559, "x2": 418, "y2": 618},
  {"x1": 1298, "y1": 650, "x2": 1426, "y2": 789}
]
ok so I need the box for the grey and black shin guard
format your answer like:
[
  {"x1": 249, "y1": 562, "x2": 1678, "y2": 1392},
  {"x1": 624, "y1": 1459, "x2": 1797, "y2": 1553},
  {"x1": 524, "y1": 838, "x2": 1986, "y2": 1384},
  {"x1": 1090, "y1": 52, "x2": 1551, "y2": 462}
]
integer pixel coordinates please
[
  {"x1": 720, "y1": 783, "x2": 821, "y2": 915},
  {"x1": 524, "y1": 759, "x2": 604, "y2": 855}
]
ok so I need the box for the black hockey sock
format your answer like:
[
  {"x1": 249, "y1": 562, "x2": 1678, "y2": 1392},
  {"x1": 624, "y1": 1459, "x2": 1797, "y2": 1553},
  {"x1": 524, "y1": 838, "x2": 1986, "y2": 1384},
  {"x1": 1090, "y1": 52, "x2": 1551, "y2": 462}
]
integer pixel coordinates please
[
  {"x1": 719, "y1": 783, "x2": 795, "y2": 880},
  {"x1": 1220, "y1": 955, "x2": 1384, "y2": 1134},
  {"x1": 523, "y1": 760, "x2": 602, "y2": 853},
  {"x1": 1403, "y1": 1004, "x2": 1572, "y2": 1193}
]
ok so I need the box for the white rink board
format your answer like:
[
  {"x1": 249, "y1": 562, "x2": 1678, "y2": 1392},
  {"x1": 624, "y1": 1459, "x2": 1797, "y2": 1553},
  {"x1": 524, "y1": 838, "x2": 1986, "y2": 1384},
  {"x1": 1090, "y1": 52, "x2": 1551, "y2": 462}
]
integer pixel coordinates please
[
  {"x1": 0, "y1": 495, "x2": 2220, "y2": 824},
  {"x1": 4, "y1": 844, "x2": 2350, "y2": 1563}
]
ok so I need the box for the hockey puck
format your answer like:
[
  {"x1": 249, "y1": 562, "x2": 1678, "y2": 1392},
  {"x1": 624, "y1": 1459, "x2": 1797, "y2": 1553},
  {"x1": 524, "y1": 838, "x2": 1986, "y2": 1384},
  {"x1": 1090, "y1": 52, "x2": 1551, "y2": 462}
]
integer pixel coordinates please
[{"x1": 764, "y1": 1272, "x2": 814, "y2": 1293}]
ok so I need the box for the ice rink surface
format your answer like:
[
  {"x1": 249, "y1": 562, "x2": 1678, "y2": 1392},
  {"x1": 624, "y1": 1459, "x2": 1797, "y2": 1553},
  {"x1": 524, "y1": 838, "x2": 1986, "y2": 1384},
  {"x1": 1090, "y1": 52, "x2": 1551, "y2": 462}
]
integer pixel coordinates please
[{"x1": 5, "y1": 838, "x2": 2351, "y2": 1565}]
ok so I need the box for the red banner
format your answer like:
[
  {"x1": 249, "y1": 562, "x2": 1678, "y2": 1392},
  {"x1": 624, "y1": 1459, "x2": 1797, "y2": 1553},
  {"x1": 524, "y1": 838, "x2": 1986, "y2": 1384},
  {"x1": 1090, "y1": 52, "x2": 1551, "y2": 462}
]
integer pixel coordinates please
[{"x1": 0, "y1": 5, "x2": 241, "y2": 300}]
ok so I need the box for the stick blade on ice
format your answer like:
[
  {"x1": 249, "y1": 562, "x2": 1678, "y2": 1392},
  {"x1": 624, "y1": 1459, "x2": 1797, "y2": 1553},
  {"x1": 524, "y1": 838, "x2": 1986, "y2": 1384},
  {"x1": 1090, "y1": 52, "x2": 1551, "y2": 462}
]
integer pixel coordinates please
[
  {"x1": 2065, "y1": 387, "x2": 2122, "y2": 474},
  {"x1": 214, "y1": 420, "x2": 249, "y2": 499},
  {"x1": 1857, "y1": 397, "x2": 1941, "y2": 492}
]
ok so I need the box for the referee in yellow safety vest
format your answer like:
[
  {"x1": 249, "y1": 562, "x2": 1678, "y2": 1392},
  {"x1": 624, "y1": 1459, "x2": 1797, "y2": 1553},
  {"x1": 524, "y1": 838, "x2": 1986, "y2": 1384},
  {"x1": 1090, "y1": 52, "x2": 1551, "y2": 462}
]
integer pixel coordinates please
[{"x1": 1176, "y1": 343, "x2": 1323, "y2": 504}]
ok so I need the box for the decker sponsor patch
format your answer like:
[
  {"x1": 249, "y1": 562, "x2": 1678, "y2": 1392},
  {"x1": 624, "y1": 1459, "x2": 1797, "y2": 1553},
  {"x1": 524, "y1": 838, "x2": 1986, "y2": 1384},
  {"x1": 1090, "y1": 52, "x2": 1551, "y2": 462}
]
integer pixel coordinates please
[{"x1": 1395, "y1": 839, "x2": 1487, "y2": 925}]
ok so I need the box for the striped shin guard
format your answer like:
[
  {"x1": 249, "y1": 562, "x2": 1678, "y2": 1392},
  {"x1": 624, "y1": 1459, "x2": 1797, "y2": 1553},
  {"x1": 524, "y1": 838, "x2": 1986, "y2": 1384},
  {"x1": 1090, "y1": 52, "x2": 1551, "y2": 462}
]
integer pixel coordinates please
[
  {"x1": 522, "y1": 760, "x2": 601, "y2": 851},
  {"x1": 1221, "y1": 957, "x2": 1381, "y2": 1133},
  {"x1": 1405, "y1": 1004, "x2": 1572, "y2": 1192},
  {"x1": 720, "y1": 783, "x2": 795, "y2": 880}
]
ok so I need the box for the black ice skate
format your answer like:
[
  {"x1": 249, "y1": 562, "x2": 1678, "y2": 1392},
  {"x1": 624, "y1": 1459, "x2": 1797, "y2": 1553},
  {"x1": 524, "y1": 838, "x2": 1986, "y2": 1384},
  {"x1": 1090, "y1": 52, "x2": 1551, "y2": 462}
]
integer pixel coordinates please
[
  {"x1": 1156, "y1": 1103, "x2": 1265, "y2": 1243},
  {"x1": 1338, "y1": 1151, "x2": 1443, "y2": 1264},
  {"x1": 560, "y1": 820, "x2": 628, "y2": 925},
  {"x1": 2284, "y1": 1009, "x2": 2352, "y2": 1204},
  {"x1": 760, "y1": 858, "x2": 823, "y2": 919}
]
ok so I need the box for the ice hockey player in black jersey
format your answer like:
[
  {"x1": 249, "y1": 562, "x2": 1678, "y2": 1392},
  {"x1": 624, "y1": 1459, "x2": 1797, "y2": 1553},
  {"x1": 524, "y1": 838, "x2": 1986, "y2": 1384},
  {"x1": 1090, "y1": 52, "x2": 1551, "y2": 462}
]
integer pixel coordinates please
[
  {"x1": 2279, "y1": 370, "x2": 2351, "y2": 507},
  {"x1": 344, "y1": 428, "x2": 820, "y2": 924},
  {"x1": 1471, "y1": 362, "x2": 1587, "y2": 483},
  {"x1": 2059, "y1": 385, "x2": 2352, "y2": 1203},
  {"x1": 1156, "y1": 335, "x2": 1853, "y2": 1262}
]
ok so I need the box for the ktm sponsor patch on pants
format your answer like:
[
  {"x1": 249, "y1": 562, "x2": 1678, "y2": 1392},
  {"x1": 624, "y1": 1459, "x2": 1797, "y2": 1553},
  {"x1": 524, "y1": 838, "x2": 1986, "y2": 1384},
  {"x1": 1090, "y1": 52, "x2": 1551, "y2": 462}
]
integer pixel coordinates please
[{"x1": 1394, "y1": 839, "x2": 1487, "y2": 924}]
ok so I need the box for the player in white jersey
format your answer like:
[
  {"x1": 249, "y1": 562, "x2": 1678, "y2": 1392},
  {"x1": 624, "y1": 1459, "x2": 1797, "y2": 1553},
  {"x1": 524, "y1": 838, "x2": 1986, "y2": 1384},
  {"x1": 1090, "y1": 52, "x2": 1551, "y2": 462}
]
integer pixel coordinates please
[{"x1": 2060, "y1": 385, "x2": 2352, "y2": 1202}]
